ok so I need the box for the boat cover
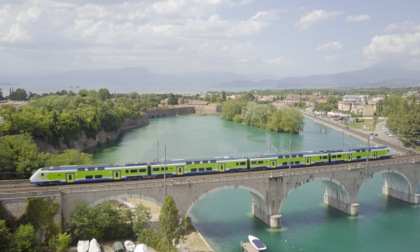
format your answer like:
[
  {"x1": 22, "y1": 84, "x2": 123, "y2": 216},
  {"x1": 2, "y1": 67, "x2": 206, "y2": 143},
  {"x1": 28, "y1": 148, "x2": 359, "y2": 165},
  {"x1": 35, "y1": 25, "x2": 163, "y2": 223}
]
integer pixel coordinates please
[
  {"x1": 124, "y1": 240, "x2": 136, "y2": 252},
  {"x1": 88, "y1": 238, "x2": 101, "y2": 252},
  {"x1": 77, "y1": 240, "x2": 89, "y2": 252}
]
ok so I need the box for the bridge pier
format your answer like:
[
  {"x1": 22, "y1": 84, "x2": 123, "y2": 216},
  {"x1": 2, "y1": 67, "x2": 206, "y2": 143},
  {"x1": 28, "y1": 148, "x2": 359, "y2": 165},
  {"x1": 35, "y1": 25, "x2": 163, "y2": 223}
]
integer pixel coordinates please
[
  {"x1": 382, "y1": 185, "x2": 420, "y2": 204},
  {"x1": 251, "y1": 200, "x2": 282, "y2": 228},
  {"x1": 323, "y1": 192, "x2": 359, "y2": 215}
]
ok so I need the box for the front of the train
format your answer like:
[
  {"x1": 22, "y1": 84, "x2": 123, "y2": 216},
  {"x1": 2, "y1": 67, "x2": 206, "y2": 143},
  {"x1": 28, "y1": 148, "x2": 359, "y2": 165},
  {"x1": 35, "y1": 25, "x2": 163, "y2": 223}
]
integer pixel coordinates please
[{"x1": 29, "y1": 168, "x2": 43, "y2": 185}]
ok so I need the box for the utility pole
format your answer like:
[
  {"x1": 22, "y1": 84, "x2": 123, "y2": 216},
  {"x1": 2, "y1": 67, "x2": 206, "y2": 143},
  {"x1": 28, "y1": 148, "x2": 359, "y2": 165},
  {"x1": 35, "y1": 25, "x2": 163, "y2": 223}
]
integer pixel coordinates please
[
  {"x1": 366, "y1": 135, "x2": 370, "y2": 171},
  {"x1": 163, "y1": 145, "x2": 166, "y2": 196},
  {"x1": 156, "y1": 140, "x2": 159, "y2": 162},
  {"x1": 288, "y1": 139, "x2": 292, "y2": 180}
]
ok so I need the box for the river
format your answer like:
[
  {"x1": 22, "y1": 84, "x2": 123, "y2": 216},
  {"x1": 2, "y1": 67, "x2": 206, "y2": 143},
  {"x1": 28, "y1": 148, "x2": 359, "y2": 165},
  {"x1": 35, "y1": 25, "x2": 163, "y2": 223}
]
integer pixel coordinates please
[{"x1": 91, "y1": 116, "x2": 420, "y2": 252}]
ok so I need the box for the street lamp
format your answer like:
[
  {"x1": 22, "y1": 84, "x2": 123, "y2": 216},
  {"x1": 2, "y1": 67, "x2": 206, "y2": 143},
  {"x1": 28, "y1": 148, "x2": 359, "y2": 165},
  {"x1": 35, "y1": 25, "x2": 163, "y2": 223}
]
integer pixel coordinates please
[{"x1": 366, "y1": 134, "x2": 373, "y2": 171}]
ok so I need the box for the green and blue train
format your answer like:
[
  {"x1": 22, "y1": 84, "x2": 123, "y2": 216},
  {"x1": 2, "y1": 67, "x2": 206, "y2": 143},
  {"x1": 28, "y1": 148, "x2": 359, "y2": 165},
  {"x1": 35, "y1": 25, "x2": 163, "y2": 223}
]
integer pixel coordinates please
[{"x1": 30, "y1": 146, "x2": 392, "y2": 185}]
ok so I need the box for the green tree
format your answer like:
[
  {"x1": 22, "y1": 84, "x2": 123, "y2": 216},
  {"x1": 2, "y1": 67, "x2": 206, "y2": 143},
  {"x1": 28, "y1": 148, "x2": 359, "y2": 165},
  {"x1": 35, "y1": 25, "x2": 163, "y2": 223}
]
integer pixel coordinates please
[
  {"x1": 0, "y1": 220, "x2": 12, "y2": 252},
  {"x1": 9, "y1": 88, "x2": 28, "y2": 101},
  {"x1": 158, "y1": 195, "x2": 183, "y2": 245},
  {"x1": 167, "y1": 93, "x2": 178, "y2": 105},
  {"x1": 19, "y1": 198, "x2": 60, "y2": 245},
  {"x1": 13, "y1": 224, "x2": 38, "y2": 252},
  {"x1": 132, "y1": 204, "x2": 151, "y2": 238},
  {"x1": 48, "y1": 232, "x2": 71, "y2": 252},
  {"x1": 97, "y1": 88, "x2": 111, "y2": 101},
  {"x1": 0, "y1": 134, "x2": 49, "y2": 178},
  {"x1": 220, "y1": 99, "x2": 246, "y2": 121},
  {"x1": 45, "y1": 149, "x2": 93, "y2": 167}
]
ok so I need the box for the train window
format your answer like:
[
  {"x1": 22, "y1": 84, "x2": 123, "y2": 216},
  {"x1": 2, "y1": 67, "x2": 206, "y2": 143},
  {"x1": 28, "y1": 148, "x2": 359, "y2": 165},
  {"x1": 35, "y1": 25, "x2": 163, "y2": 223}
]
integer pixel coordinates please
[
  {"x1": 194, "y1": 161, "x2": 200, "y2": 164},
  {"x1": 299, "y1": 154, "x2": 303, "y2": 157},
  {"x1": 199, "y1": 168, "x2": 205, "y2": 171},
  {"x1": 332, "y1": 155, "x2": 336, "y2": 158},
  {"x1": 258, "y1": 161, "x2": 263, "y2": 164},
  {"x1": 292, "y1": 155, "x2": 297, "y2": 158},
  {"x1": 357, "y1": 156, "x2": 361, "y2": 159},
  {"x1": 337, "y1": 155, "x2": 342, "y2": 158},
  {"x1": 153, "y1": 168, "x2": 159, "y2": 171},
  {"x1": 186, "y1": 161, "x2": 192, "y2": 164},
  {"x1": 251, "y1": 161, "x2": 256, "y2": 164},
  {"x1": 78, "y1": 168, "x2": 85, "y2": 171},
  {"x1": 240, "y1": 162, "x2": 246, "y2": 165},
  {"x1": 95, "y1": 175, "x2": 102, "y2": 179},
  {"x1": 323, "y1": 156, "x2": 328, "y2": 159},
  {"x1": 210, "y1": 160, "x2": 216, "y2": 163},
  {"x1": 202, "y1": 160, "x2": 208, "y2": 163},
  {"x1": 139, "y1": 169, "x2": 146, "y2": 173},
  {"x1": 88, "y1": 167, "x2": 95, "y2": 171},
  {"x1": 130, "y1": 169, "x2": 137, "y2": 173},
  {"x1": 41, "y1": 173, "x2": 44, "y2": 176},
  {"x1": 125, "y1": 170, "x2": 129, "y2": 173},
  {"x1": 282, "y1": 162, "x2": 287, "y2": 165},
  {"x1": 98, "y1": 167, "x2": 104, "y2": 170},
  {"x1": 291, "y1": 162, "x2": 294, "y2": 164},
  {"x1": 86, "y1": 175, "x2": 93, "y2": 179},
  {"x1": 191, "y1": 168, "x2": 197, "y2": 172},
  {"x1": 296, "y1": 161, "x2": 300, "y2": 164},
  {"x1": 206, "y1": 167, "x2": 212, "y2": 171},
  {"x1": 236, "y1": 162, "x2": 239, "y2": 165},
  {"x1": 285, "y1": 155, "x2": 290, "y2": 158},
  {"x1": 161, "y1": 167, "x2": 167, "y2": 171}
]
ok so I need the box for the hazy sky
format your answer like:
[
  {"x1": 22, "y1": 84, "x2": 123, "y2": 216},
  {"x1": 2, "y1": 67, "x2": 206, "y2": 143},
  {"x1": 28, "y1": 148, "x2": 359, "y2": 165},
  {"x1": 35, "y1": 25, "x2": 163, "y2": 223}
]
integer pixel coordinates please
[{"x1": 1, "y1": 0, "x2": 420, "y2": 77}]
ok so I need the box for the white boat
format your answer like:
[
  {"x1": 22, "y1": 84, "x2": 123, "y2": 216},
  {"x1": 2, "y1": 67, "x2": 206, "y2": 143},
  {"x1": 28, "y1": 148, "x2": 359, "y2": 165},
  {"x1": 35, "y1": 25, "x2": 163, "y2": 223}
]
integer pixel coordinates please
[{"x1": 248, "y1": 235, "x2": 266, "y2": 251}]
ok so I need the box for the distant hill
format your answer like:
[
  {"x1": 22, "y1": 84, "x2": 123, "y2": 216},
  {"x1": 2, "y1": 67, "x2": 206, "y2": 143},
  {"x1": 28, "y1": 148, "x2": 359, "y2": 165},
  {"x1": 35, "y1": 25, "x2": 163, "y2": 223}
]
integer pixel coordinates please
[{"x1": 1, "y1": 63, "x2": 420, "y2": 95}]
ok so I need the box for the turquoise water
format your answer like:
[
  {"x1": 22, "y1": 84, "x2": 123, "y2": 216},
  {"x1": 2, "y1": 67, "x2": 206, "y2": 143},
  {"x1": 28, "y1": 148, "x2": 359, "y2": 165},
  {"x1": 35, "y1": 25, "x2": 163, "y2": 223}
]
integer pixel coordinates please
[{"x1": 91, "y1": 116, "x2": 420, "y2": 252}]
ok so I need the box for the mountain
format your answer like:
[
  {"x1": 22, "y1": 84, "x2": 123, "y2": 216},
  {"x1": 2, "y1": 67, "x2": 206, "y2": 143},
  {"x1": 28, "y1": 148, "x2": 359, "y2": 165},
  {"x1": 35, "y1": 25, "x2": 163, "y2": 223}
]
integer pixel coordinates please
[{"x1": 1, "y1": 63, "x2": 420, "y2": 95}]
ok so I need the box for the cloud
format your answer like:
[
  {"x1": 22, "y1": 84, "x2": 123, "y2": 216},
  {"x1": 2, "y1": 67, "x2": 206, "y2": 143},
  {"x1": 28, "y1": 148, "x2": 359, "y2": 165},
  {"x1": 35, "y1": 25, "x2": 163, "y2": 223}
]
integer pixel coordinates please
[
  {"x1": 316, "y1": 41, "x2": 343, "y2": 51},
  {"x1": 325, "y1": 54, "x2": 338, "y2": 61},
  {"x1": 384, "y1": 21, "x2": 420, "y2": 32},
  {"x1": 363, "y1": 32, "x2": 420, "y2": 60},
  {"x1": 297, "y1": 9, "x2": 342, "y2": 29},
  {"x1": 346, "y1": 14, "x2": 370, "y2": 22}
]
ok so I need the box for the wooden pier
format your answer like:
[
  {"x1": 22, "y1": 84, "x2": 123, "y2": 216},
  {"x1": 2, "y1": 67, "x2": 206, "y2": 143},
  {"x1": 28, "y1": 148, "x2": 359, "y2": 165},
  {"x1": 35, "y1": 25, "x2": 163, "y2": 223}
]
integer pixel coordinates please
[{"x1": 240, "y1": 241, "x2": 258, "y2": 252}]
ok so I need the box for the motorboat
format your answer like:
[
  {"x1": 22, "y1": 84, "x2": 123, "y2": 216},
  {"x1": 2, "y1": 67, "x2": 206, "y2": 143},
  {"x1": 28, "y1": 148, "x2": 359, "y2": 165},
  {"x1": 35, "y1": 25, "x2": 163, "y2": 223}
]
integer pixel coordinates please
[{"x1": 248, "y1": 235, "x2": 266, "y2": 251}]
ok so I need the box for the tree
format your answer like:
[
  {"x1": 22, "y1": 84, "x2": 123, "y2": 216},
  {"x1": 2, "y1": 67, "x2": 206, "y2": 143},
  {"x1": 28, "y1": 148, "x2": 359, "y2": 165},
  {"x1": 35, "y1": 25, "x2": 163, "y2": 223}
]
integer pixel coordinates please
[
  {"x1": 220, "y1": 99, "x2": 245, "y2": 121},
  {"x1": 0, "y1": 220, "x2": 12, "y2": 252},
  {"x1": 167, "y1": 93, "x2": 178, "y2": 105},
  {"x1": 13, "y1": 224, "x2": 38, "y2": 252},
  {"x1": 9, "y1": 88, "x2": 28, "y2": 101},
  {"x1": 158, "y1": 195, "x2": 182, "y2": 245},
  {"x1": 98, "y1": 88, "x2": 111, "y2": 101},
  {"x1": 45, "y1": 149, "x2": 93, "y2": 167},
  {"x1": 0, "y1": 88, "x2": 3, "y2": 100},
  {"x1": 132, "y1": 204, "x2": 151, "y2": 238},
  {"x1": 48, "y1": 232, "x2": 71, "y2": 252}
]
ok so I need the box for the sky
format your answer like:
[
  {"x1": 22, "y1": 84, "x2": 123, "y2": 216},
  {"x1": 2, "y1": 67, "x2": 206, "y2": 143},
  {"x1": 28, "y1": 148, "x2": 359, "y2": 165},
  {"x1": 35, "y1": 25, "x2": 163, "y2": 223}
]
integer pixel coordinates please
[{"x1": 1, "y1": 0, "x2": 420, "y2": 78}]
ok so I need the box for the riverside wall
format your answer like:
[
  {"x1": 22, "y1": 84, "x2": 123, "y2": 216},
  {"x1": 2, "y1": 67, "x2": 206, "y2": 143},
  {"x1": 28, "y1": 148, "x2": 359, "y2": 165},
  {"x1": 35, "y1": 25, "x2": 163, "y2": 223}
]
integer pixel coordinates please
[{"x1": 36, "y1": 105, "x2": 218, "y2": 152}]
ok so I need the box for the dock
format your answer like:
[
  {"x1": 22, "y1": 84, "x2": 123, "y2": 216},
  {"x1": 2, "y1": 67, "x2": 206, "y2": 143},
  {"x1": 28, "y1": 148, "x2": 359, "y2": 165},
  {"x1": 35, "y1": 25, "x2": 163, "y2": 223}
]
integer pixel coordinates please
[{"x1": 240, "y1": 241, "x2": 259, "y2": 252}]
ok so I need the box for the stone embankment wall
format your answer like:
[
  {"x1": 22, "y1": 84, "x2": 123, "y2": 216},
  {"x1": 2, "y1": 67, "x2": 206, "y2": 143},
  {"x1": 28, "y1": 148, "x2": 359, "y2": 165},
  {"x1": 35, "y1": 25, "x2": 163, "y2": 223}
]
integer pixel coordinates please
[{"x1": 37, "y1": 106, "x2": 200, "y2": 152}]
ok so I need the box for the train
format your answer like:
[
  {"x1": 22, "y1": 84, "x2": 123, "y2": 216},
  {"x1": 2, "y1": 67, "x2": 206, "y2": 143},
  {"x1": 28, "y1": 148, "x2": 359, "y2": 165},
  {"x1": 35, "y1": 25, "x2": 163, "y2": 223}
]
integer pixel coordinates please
[{"x1": 30, "y1": 146, "x2": 393, "y2": 185}]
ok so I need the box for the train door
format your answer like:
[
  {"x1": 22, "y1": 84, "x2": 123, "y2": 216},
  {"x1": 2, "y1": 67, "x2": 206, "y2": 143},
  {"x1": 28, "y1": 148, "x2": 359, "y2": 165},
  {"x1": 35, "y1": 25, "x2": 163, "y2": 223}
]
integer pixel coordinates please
[
  {"x1": 347, "y1": 154, "x2": 352, "y2": 162},
  {"x1": 305, "y1": 157, "x2": 311, "y2": 166},
  {"x1": 372, "y1": 151, "x2": 377, "y2": 159},
  {"x1": 177, "y1": 166, "x2": 184, "y2": 176},
  {"x1": 66, "y1": 173, "x2": 75, "y2": 183},
  {"x1": 113, "y1": 170, "x2": 121, "y2": 180},
  {"x1": 270, "y1": 160, "x2": 277, "y2": 168},
  {"x1": 218, "y1": 163, "x2": 226, "y2": 172}
]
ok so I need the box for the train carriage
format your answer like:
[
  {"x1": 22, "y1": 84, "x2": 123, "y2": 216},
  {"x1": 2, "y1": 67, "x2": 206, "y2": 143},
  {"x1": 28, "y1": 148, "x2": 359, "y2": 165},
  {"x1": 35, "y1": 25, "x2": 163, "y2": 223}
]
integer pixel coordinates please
[{"x1": 150, "y1": 160, "x2": 180, "y2": 178}]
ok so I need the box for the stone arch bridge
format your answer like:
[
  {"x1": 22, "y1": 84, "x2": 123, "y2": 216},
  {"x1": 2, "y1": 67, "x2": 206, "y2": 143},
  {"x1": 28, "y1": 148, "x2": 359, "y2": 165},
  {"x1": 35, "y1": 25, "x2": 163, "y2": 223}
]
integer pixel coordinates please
[
  {"x1": 0, "y1": 156, "x2": 419, "y2": 228},
  {"x1": 55, "y1": 155, "x2": 420, "y2": 228}
]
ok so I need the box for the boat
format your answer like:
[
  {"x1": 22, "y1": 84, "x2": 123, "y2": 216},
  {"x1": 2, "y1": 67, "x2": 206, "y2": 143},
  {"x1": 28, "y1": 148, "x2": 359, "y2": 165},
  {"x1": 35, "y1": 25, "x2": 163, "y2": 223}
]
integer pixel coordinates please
[{"x1": 248, "y1": 235, "x2": 266, "y2": 251}]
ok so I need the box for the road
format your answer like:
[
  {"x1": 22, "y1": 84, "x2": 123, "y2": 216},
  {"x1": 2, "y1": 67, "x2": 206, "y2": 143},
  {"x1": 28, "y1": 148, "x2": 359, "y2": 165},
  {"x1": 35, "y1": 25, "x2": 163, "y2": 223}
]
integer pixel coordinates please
[{"x1": 302, "y1": 112, "x2": 413, "y2": 155}]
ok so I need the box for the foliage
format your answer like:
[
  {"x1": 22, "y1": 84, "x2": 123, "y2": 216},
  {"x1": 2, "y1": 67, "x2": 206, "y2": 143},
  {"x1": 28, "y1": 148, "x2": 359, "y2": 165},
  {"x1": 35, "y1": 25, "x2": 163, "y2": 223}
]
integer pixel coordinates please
[
  {"x1": 8, "y1": 88, "x2": 28, "y2": 101},
  {"x1": 68, "y1": 201, "x2": 133, "y2": 241},
  {"x1": 0, "y1": 134, "x2": 49, "y2": 179},
  {"x1": 0, "y1": 220, "x2": 12, "y2": 252},
  {"x1": 19, "y1": 197, "x2": 60, "y2": 245},
  {"x1": 13, "y1": 224, "x2": 38, "y2": 252},
  {"x1": 132, "y1": 204, "x2": 151, "y2": 238},
  {"x1": 220, "y1": 99, "x2": 247, "y2": 121},
  {"x1": 0, "y1": 89, "x2": 151, "y2": 148},
  {"x1": 138, "y1": 228, "x2": 177, "y2": 252},
  {"x1": 158, "y1": 195, "x2": 188, "y2": 246},
  {"x1": 45, "y1": 149, "x2": 93, "y2": 167},
  {"x1": 48, "y1": 232, "x2": 71, "y2": 252}
]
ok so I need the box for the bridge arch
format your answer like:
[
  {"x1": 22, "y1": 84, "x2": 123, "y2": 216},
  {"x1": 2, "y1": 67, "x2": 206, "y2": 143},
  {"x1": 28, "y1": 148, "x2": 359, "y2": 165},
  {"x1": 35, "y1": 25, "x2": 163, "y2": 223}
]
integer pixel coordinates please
[
  {"x1": 279, "y1": 177, "x2": 350, "y2": 214},
  {"x1": 357, "y1": 170, "x2": 414, "y2": 200},
  {"x1": 185, "y1": 185, "x2": 267, "y2": 216},
  {"x1": 88, "y1": 193, "x2": 163, "y2": 208}
]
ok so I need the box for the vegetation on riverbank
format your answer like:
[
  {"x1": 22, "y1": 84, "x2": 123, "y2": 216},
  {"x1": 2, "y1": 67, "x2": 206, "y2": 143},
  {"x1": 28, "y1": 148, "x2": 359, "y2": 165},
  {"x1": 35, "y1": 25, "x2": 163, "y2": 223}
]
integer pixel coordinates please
[{"x1": 221, "y1": 98, "x2": 304, "y2": 133}]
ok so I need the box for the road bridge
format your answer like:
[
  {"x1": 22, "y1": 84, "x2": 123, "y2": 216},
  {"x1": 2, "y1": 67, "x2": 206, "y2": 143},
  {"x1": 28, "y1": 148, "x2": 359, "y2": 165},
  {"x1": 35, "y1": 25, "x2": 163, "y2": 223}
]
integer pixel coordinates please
[{"x1": 1, "y1": 156, "x2": 419, "y2": 228}]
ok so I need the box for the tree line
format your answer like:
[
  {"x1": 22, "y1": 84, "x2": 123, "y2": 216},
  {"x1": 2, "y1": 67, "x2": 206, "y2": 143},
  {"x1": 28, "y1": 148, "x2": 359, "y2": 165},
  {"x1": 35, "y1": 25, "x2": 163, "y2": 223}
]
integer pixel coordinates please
[
  {"x1": 220, "y1": 98, "x2": 304, "y2": 133},
  {"x1": 0, "y1": 195, "x2": 190, "y2": 252}
]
